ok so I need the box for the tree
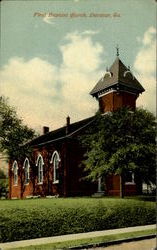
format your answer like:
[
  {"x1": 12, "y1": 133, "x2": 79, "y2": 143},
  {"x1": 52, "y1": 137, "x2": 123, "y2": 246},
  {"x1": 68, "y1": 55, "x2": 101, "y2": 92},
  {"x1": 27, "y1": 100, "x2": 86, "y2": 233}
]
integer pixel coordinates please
[
  {"x1": 0, "y1": 96, "x2": 36, "y2": 161},
  {"x1": 80, "y1": 107, "x2": 156, "y2": 198},
  {"x1": 0, "y1": 169, "x2": 6, "y2": 179},
  {"x1": 0, "y1": 169, "x2": 8, "y2": 198}
]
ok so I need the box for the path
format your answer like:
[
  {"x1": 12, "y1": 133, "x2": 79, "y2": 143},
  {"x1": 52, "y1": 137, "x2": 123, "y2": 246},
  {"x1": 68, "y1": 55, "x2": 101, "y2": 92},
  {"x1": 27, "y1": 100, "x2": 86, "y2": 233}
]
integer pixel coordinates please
[
  {"x1": 0, "y1": 224, "x2": 156, "y2": 249},
  {"x1": 90, "y1": 238, "x2": 156, "y2": 250}
]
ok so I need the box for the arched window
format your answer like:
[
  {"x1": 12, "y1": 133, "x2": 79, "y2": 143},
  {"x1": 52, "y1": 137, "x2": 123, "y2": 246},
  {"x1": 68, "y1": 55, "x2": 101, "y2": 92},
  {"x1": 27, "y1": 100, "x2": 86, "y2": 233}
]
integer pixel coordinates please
[
  {"x1": 36, "y1": 154, "x2": 44, "y2": 184},
  {"x1": 12, "y1": 161, "x2": 18, "y2": 185},
  {"x1": 23, "y1": 158, "x2": 30, "y2": 184},
  {"x1": 125, "y1": 171, "x2": 135, "y2": 184},
  {"x1": 50, "y1": 151, "x2": 60, "y2": 184}
]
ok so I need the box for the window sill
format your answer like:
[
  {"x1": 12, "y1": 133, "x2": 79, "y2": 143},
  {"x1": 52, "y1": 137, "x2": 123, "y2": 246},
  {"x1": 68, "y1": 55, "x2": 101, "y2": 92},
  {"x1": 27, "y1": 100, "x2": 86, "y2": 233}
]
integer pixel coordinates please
[
  {"x1": 24, "y1": 183, "x2": 30, "y2": 186},
  {"x1": 37, "y1": 182, "x2": 43, "y2": 185},
  {"x1": 13, "y1": 184, "x2": 18, "y2": 186},
  {"x1": 53, "y1": 180, "x2": 59, "y2": 184}
]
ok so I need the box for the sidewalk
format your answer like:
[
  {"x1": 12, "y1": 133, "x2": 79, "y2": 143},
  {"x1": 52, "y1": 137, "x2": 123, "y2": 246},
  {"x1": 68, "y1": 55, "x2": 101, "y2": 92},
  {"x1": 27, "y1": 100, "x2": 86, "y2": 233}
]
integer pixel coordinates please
[
  {"x1": 90, "y1": 238, "x2": 156, "y2": 250},
  {"x1": 0, "y1": 224, "x2": 156, "y2": 249}
]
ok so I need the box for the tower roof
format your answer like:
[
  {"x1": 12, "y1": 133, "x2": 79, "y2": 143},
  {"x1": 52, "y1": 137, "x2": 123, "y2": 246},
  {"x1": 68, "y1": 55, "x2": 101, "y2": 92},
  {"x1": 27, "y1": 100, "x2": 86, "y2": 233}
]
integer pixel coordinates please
[{"x1": 90, "y1": 57, "x2": 145, "y2": 98}]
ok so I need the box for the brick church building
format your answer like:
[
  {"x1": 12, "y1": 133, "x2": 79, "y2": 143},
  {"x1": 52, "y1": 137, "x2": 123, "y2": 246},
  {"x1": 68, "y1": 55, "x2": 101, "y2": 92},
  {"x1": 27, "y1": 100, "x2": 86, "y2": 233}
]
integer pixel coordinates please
[{"x1": 9, "y1": 55, "x2": 145, "y2": 199}]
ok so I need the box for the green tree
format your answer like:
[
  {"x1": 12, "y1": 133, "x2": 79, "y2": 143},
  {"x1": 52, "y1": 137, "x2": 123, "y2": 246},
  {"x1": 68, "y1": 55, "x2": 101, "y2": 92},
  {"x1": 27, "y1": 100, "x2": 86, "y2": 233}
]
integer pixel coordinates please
[
  {"x1": 0, "y1": 96, "x2": 36, "y2": 161},
  {"x1": 0, "y1": 169, "x2": 8, "y2": 198},
  {"x1": 0, "y1": 169, "x2": 6, "y2": 179},
  {"x1": 80, "y1": 107, "x2": 156, "y2": 198}
]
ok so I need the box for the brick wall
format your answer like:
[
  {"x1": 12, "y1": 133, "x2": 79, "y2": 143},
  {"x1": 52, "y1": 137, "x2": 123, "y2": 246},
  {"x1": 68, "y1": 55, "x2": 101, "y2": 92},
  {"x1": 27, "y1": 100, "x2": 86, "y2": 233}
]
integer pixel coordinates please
[
  {"x1": 8, "y1": 126, "x2": 138, "y2": 199},
  {"x1": 9, "y1": 161, "x2": 34, "y2": 199},
  {"x1": 105, "y1": 174, "x2": 137, "y2": 196},
  {"x1": 99, "y1": 91, "x2": 137, "y2": 113}
]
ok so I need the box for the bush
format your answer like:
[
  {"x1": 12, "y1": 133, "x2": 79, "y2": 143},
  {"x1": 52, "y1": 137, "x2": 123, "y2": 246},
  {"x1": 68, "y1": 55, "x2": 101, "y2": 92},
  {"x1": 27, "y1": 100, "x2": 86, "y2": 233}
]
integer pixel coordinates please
[
  {"x1": 0, "y1": 198, "x2": 155, "y2": 243},
  {"x1": 0, "y1": 179, "x2": 8, "y2": 198},
  {"x1": 0, "y1": 169, "x2": 8, "y2": 198}
]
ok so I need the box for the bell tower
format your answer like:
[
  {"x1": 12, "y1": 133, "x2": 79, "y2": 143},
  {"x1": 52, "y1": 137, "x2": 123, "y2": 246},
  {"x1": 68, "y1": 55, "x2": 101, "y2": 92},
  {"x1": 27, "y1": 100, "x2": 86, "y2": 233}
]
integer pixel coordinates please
[{"x1": 90, "y1": 51, "x2": 145, "y2": 113}]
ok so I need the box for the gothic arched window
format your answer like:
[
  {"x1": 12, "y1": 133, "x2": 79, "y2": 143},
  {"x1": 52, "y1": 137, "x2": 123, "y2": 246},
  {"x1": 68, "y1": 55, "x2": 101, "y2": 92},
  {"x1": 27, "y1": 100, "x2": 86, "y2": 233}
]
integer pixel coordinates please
[
  {"x1": 12, "y1": 161, "x2": 18, "y2": 185},
  {"x1": 23, "y1": 158, "x2": 30, "y2": 184},
  {"x1": 50, "y1": 151, "x2": 60, "y2": 184},
  {"x1": 36, "y1": 154, "x2": 44, "y2": 184}
]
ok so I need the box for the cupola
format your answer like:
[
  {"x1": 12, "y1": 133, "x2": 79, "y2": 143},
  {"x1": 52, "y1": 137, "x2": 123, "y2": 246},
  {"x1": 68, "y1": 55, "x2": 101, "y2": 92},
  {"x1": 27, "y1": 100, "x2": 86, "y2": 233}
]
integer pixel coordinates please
[{"x1": 90, "y1": 51, "x2": 145, "y2": 113}]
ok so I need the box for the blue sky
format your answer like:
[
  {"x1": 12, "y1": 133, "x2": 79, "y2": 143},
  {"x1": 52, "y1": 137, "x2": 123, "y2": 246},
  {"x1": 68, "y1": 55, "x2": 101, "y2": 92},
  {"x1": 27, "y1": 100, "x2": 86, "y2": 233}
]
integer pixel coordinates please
[{"x1": 0, "y1": 0, "x2": 156, "y2": 133}]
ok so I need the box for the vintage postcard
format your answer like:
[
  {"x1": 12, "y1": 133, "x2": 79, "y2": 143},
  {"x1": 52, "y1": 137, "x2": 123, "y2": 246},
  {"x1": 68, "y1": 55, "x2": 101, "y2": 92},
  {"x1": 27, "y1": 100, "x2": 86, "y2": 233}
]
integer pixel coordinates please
[{"x1": 0, "y1": 0, "x2": 156, "y2": 248}]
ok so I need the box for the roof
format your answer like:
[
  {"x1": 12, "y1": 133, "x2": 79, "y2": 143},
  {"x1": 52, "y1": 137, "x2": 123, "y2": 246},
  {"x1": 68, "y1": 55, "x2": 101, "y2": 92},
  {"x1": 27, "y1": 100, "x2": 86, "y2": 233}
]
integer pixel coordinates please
[
  {"x1": 90, "y1": 57, "x2": 145, "y2": 97},
  {"x1": 29, "y1": 116, "x2": 95, "y2": 147}
]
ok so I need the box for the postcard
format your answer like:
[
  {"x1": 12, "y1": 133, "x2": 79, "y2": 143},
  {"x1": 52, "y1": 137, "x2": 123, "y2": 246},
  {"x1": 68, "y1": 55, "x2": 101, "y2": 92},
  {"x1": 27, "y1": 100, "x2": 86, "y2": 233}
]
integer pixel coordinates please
[{"x1": 0, "y1": 0, "x2": 156, "y2": 248}]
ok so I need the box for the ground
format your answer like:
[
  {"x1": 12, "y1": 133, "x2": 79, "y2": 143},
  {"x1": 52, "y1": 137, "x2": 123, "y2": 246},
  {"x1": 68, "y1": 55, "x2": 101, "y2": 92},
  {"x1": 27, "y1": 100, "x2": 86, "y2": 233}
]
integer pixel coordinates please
[{"x1": 92, "y1": 238, "x2": 156, "y2": 250}]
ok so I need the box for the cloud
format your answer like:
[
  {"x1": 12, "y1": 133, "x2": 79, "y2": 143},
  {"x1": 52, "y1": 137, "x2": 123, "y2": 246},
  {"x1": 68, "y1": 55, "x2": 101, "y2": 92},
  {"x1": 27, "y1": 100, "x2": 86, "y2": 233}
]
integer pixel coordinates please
[
  {"x1": 59, "y1": 31, "x2": 104, "y2": 121},
  {"x1": 81, "y1": 30, "x2": 99, "y2": 35},
  {"x1": 61, "y1": 31, "x2": 103, "y2": 72},
  {"x1": 134, "y1": 26, "x2": 156, "y2": 113},
  {"x1": 143, "y1": 26, "x2": 156, "y2": 46},
  {"x1": 0, "y1": 32, "x2": 104, "y2": 133},
  {"x1": 0, "y1": 57, "x2": 60, "y2": 131}
]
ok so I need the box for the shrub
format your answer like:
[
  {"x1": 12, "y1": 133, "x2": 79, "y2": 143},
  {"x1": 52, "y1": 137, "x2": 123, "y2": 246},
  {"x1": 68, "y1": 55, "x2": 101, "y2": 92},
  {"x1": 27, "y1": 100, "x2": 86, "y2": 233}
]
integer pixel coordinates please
[
  {"x1": 0, "y1": 198, "x2": 155, "y2": 243},
  {"x1": 0, "y1": 179, "x2": 8, "y2": 198},
  {"x1": 0, "y1": 170, "x2": 8, "y2": 198}
]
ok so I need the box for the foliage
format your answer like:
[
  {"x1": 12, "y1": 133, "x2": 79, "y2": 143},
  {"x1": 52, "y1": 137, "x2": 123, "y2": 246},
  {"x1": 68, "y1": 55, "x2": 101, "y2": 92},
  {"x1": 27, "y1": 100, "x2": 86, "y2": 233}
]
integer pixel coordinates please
[
  {"x1": 0, "y1": 179, "x2": 8, "y2": 198},
  {"x1": 0, "y1": 96, "x2": 36, "y2": 160},
  {"x1": 0, "y1": 198, "x2": 155, "y2": 242},
  {"x1": 0, "y1": 169, "x2": 6, "y2": 179},
  {"x1": 0, "y1": 169, "x2": 8, "y2": 198},
  {"x1": 80, "y1": 107, "x2": 156, "y2": 186}
]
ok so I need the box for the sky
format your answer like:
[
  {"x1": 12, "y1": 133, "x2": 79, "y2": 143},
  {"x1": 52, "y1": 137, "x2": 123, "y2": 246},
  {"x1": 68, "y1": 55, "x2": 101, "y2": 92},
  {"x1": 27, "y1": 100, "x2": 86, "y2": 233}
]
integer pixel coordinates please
[{"x1": 0, "y1": 0, "x2": 156, "y2": 135}]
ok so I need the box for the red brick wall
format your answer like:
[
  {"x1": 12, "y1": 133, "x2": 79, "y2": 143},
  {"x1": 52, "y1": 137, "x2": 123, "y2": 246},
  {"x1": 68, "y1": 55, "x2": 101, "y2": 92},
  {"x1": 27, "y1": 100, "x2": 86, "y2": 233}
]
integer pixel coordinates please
[
  {"x1": 9, "y1": 161, "x2": 34, "y2": 199},
  {"x1": 9, "y1": 144, "x2": 68, "y2": 199},
  {"x1": 31, "y1": 143, "x2": 70, "y2": 197},
  {"x1": 105, "y1": 174, "x2": 137, "y2": 196},
  {"x1": 121, "y1": 92, "x2": 137, "y2": 110},
  {"x1": 99, "y1": 91, "x2": 137, "y2": 113},
  {"x1": 99, "y1": 93, "x2": 114, "y2": 112},
  {"x1": 22, "y1": 183, "x2": 34, "y2": 197},
  {"x1": 9, "y1": 162, "x2": 21, "y2": 199},
  {"x1": 66, "y1": 140, "x2": 97, "y2": 196},
  {"x1": 124, "y1": 183, "x2": 136, "y2": 195},
  {"x1": 8, "y1": 138, "x2": 138, "y2": 199},
  {"x1": 9, "y1": 175, "x2": 21, "y2": 199},
  {"x1": 106, "y1": 175, "x2": 120, "y2": 196}
]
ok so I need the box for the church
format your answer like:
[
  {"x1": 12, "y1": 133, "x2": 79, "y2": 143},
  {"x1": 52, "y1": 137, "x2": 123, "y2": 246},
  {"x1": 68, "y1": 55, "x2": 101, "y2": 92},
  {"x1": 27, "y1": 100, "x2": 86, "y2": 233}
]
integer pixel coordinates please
[{"x1": 8, "y1": 54, "x2": 145, "y2": 199}]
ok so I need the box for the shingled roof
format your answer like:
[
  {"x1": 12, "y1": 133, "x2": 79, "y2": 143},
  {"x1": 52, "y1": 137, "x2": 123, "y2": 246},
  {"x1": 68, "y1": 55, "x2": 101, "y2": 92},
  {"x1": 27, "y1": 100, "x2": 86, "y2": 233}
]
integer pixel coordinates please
[
  {"x1": 29, "y1": 116, "x2": 95, "y2": 147},
  {"x1": 90, "y1": 57, "x2": 145, "y2": 97}
]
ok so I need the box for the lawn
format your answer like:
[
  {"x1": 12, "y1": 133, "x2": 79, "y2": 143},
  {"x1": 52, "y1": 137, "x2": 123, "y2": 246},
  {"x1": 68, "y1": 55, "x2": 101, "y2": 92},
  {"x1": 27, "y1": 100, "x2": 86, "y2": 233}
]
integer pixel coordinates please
[
  {"x1": 0, "y1": 196, "x2": 155, "y2": 209},
  {"x1": 0, "y1": 197, "x2": 156, "y2": 243}
]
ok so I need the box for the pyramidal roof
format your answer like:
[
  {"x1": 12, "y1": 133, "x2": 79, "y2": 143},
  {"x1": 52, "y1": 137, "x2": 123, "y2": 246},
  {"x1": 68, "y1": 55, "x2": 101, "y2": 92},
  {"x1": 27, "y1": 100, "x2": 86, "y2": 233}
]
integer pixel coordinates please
[{"x1": 90, "y1": 57, "x2": 145, "y2": 97}]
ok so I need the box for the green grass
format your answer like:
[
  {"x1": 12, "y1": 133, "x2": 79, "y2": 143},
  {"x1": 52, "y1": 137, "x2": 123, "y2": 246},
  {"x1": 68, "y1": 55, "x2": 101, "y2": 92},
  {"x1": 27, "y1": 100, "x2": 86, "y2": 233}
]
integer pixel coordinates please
[
  {"x1": 9, "y1": 229, "x2": 156, "y2": 250},
  {"x1": 0, "y1": 197, "x2": 156, "y2": 243},
  {"x1": 1, "y1": 196, "x2": 124, "y2": 208},
  {"x1": 0, "y1": 196, "x2": 155, "y2": 209}
]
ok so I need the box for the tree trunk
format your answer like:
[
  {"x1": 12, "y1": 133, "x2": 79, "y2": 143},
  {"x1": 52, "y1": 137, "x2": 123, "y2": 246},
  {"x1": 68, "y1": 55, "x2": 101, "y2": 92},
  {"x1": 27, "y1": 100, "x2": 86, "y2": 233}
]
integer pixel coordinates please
[
  {"x1": 120, "y1": 174, "x2": 124, "y2": 198},
  {"x1": 134, "y1": 173, "x2": 142, "y2": 195}
]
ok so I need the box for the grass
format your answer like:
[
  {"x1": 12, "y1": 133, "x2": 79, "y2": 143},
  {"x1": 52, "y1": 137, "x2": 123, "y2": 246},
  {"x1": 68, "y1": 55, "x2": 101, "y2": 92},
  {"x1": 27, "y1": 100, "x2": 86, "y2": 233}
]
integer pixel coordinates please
[
  {"x1": 0, "y1": 196, "x2": 155, "y2": 209},
  {"x1": 1, "y1": 196, "x2": 124, "y2": 208},
  {"x1": 0, "y1": 197, "x2": 156, "y2": 243},
  {"x1": 8, "y1": 229, "x2": 156, "y2": 250}
]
